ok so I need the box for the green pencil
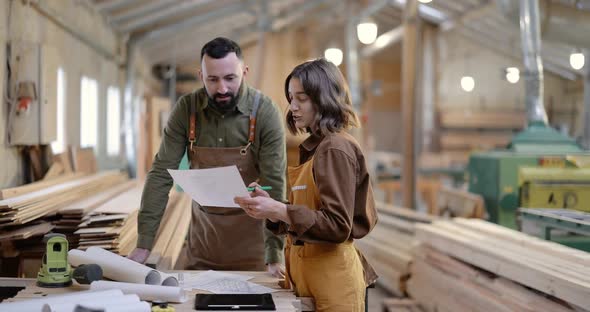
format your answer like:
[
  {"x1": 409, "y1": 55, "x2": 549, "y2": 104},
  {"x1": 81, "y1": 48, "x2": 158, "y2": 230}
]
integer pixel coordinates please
[{"x1": 247, "y1": 186, "x2": 272, "y2": 192}]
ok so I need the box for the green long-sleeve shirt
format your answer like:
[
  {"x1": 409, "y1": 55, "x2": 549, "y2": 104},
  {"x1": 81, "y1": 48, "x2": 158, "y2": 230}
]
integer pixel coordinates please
[{"x1": 138, "y1": 83, "x2": 286, "y2": 264}]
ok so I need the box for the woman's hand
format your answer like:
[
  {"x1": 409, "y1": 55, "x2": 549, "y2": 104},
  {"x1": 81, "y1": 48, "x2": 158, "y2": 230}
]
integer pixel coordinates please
[
  {"x1": 234, "y1": 196, "x2": 287, "y2": 223},
  {"x1": 247, "y1": 182, "x2": 270, "y2": 198}
]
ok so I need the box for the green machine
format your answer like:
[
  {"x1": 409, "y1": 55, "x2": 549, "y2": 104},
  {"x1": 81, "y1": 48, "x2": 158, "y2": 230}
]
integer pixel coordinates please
[
  {"x1": 467, "y1": 0, "x2": 590, "y2": 231},
  {"x1": 468, "y1": 123, "x2": 586, "y2": 229},
  {"x1": 37, "y1": 233, "x2": 72, "y2": 287}
]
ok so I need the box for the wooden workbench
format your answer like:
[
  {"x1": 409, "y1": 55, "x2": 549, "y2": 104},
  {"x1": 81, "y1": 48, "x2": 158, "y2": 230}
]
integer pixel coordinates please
[{"x1": 2, "y1": 271, "x2": 306, "y2": 311}]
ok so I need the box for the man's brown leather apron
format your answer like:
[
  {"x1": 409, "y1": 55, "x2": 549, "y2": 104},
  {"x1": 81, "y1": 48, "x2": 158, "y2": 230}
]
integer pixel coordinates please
[{"x1": 182, "y1": 92, "x2": 266, "y2": 271}]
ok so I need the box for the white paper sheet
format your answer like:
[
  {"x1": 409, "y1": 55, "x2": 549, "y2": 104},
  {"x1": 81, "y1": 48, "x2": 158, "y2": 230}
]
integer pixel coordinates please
[
  {"x1": 167, "y1": 166, "x2": 250, "y2": 208},
  {"x1": 42, "y1": 294, "x2": 141, "y2": 312},
  {"x1": 0, "y1": 289, "x2": 123, "y2": 312},
  {"x1": 177, "y1": 270, "x2": 276, "y2": 294},
  {"x1": 181, "y1": 270, "x2": 252, "y2": 289},
  {"x1": 200, "y1": 279, "x2": 278, "y2": 294}
]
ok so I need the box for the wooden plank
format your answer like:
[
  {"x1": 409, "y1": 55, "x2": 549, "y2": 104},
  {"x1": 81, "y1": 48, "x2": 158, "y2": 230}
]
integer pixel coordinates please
[
  {"x1": 376, "y1": 201, "x2": 436, "y2": 223},
  {"x1": 70, "y1": 146, "x2": 97, "y2": 174},
  {"x1": 436, "y1": 187, "x2": 485, "y2": 218},
  {"x1": 439, "y1": 131, "x2": 511, "y2": 150},
  {"x1": 0, "y1": 223, "x2": 54, "y2": 241},
  {"x1": 145, "y1": 190, "x2": 183, "y2": 267},
  {"x1": 59, "y1": 180, "x2": 135, "y2": 215},
  {"x1": 453, "y1": 218, "x2": 590, "y2": 265},
  {"x1": 440, "y1": 111, "x2": 525, "y2": 129},
  {"x1": 0, "y1": 173, "x2": 84, "y2": 200},
  {"x1": 415, "y1": 223, "x2": 590, "y2": 308}
]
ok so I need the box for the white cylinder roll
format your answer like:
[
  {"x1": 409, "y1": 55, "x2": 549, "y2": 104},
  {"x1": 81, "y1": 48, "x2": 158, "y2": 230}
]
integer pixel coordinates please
[
  {"x1": 0, "y1": 289, "x2": 122, "y2": 312},
  {"x1": 98, "y1": 301, "x2": 151, "y2": 312},
  {"x1": 69, "y1": 247, "x2": 161, "y2": 285},
  {"x1": 90, "y1": 280, "x2": 187, "y2": 303},
  {"x1": 160, "y1": 273, "x2": 179, "y2": 286}
]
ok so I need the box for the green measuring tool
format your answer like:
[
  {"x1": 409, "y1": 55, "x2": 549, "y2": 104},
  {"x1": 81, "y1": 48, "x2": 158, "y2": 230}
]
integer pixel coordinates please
[{"x1": 37, "y1": 233, "x2": 72, "y2": 287}]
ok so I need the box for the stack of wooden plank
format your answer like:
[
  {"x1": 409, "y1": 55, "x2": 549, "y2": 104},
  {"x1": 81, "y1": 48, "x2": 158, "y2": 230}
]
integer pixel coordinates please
[
  {"x1": 382, "y1": 298, "x2": 424, "y2": 312},
  {"x1": 75, "y1": 185, "x2": 144, "y2": 255},
  {"x1": 56, "y1": 181, "x2": 137, "y2": 248},
  {"x1": 410, "y1": 218, "x2": 590, "y2": 311},
  {"x1": 436, "y1": 186, "x2": 485, "y2": 218},
  {"x1": 355, "y1": 202, "x2": 435, "y2": 296},
  {"x1": 436, "y1": 111, "x2": 524, "y2": 153},
  {"x1": 145, "y1": 190, "x2": 191, "y2": 270},
  {"x1": 0, "y1": 171, "x2": 127, "y2": 227}
]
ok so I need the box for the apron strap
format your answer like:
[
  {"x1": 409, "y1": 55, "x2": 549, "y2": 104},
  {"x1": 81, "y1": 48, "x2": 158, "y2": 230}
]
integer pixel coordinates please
[
  {"x1": 189, "y1": 93, "x2": 197, "y2": 151},
  {"x1": 241, "y1": 90, "x2": 261, "y2": 155},
  {"x1": 248, "y1": 91, "x2": 262, "y2": 143}
]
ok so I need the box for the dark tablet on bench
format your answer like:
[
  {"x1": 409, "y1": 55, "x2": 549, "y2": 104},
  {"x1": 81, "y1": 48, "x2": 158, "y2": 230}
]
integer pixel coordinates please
[{"x1": 194, "y1": 293, "x2": 276, "y2": 310}]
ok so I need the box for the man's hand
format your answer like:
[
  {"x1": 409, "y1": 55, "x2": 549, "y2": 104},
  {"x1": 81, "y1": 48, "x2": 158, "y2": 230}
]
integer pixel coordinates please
[
  {"x1": 127, "y1": 248, "x2": 150, "y2": 264},
  {"x1": 266, "y1": 263, "x2": 285, "y2": 279}
]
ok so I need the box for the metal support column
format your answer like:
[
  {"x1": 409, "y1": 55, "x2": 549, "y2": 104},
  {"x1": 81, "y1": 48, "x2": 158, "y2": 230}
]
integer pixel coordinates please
[{"x1": 401, "y1": 0, "x2": 419, "y2": 209}]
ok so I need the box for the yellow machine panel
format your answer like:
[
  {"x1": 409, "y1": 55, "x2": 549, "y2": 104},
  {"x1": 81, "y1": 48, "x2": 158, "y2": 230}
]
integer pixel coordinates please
[{"x1": 519, "y1": 167, "x2": 590, "y2": 212}]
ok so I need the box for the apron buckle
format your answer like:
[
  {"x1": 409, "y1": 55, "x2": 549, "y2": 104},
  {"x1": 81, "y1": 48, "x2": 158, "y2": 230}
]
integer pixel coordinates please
[{"x1": 240, "y1": 142, "x2": 252, "y2": 156}]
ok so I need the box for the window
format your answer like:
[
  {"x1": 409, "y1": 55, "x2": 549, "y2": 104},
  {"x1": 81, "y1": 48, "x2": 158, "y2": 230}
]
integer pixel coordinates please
[
  {"x1": 107, "y1": 86, "x2": 121, "y2": 156},
  {"x1": 80, "y1": 76, "x2": 98, "y2": 148},
  {"x1": 51, "y1": 68, "x2": 66, "y2": 154}
]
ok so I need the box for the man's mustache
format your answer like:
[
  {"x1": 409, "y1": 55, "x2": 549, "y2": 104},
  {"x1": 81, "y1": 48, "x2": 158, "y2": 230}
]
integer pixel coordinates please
[{"x1": 214, "y1": 92, "x2": 234, "y2": 100}]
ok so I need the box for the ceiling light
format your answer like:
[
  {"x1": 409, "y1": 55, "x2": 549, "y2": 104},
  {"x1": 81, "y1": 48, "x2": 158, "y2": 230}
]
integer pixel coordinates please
[
  {"x1": 324, "y1": 48, "x2": 343, "y2": 66},
  {"x1": 357, "y1": 22, "x2": 378, "y2": 45},
  {"x1": 460, "y1": 76, "x2": 475, "y2": 92},
  {"x1": 506, "y1": 67, "x2": 520, "y2": 84},
  {"x1": 418, "y1": 0, "x2": 433, "y2": 3},
  {"x1": 570, "y1": 52, "x2": 585, "y2": 70}
]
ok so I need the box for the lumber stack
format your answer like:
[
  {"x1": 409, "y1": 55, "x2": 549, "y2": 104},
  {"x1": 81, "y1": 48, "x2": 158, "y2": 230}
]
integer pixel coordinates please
[
  {"x1": 75, "y1": 185, "x2": 144, "y2": 255},
  {"x1": 56, "y1": 180, "x2": 137, "y2": 248},
  {"x1": 410, "y1": 218, "x2": 590, "y2": 311},
  {"x1": 436, "y1": 186, "x2": 485, "y2": 218},
  {"x1": 355, "y1": 202, "x2": 435, "y2": 296},
  {"x1": 382, "y1": 298, "x2": 424, "y2": 312},
  {"x1": 0, "y1": 171, "x2": 128, "y2": 227},
  {"x1": 145, "y1": 190, "x2": 191, "y2": 270},
  {"x1": 436, "y1": 111, "x2": 523, "y2": 154}
]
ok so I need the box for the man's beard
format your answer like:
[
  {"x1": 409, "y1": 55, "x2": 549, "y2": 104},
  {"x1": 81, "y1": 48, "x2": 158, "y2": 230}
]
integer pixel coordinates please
[{"x1": 209, "y1": 92, "x2": 237, "y2": 111}]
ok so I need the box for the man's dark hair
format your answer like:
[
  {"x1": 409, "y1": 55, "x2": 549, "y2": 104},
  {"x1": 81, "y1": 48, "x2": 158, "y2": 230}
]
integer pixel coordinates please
[{"x1": 200, "y1": 37, "x2": 243, "y2": 60}]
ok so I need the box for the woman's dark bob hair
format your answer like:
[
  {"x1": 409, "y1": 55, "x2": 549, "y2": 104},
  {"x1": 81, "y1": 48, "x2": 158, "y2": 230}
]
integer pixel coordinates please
[{"x1": 285, "y1": 58, "x2": 359, "y2": 135}]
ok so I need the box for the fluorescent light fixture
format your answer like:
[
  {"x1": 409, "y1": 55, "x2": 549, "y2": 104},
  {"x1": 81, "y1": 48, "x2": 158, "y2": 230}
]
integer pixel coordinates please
[
  {"x1": 570, "y1": 52, "x2": 585, "y2": 70},
  {"x1": 506, "y1": 67, "x2": 520, "y2": 84},
  {"x1": 324, "y1": 48, "x2": 343, "y2": 66},
  {"x1": 418, "y1": 0, "x2": 432, "y2": 3},
  {"x1": 357, "y1": 22, "x2": 378, "y2": 45},
  {"x1": 460, "y1": 76, "x2": 475, "y2": 92}
]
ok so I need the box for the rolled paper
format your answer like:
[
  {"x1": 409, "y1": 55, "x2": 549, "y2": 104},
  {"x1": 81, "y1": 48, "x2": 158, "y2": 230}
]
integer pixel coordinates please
[{"x1": 90, "y1": 280, "x2": 187, "y2": 303}]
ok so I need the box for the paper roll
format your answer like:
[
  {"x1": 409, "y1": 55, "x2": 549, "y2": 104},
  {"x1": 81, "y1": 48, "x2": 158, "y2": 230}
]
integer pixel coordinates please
[
  {"x1": 90, "y1": 280, "x2": 187, "y2": 303},
  {"x1": 69, "y1": 247, "x2": 161, "y2": 285},
  {"x1": 42, "y1": 294, "x2": 140, "y2": 312},
  {"x1": 0, "y1": 289, "x2": 122, "y2": 312},
  {"x1": 98, "y1": 301, "x2": 151, "y2": 312},
  {"x1": 160, "y1": 273, "x2": 179, "y2": 286}
]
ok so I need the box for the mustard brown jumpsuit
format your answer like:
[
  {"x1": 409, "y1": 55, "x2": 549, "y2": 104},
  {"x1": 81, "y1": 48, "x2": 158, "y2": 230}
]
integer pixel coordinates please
[{"x1": 268, "y1": 131, "x2": 378, "y2": 312}]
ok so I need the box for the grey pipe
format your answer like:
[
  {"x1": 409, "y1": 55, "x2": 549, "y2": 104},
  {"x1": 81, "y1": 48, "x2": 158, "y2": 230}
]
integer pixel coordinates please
[
  {"x1": 583, "y1": 50, "x2": 590, "y2": 149},
  {"x1": 497, "y1": 0, "x2": 590, "y2": 47},
  {"x1": 519, "y1": 0, "x2": 549, "y2": 126}
]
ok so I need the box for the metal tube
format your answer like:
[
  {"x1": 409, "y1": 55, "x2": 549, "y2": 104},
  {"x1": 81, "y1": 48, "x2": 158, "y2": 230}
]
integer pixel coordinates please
[
  {"x1": 519, "y1": 0, "x2": 548, "y2": 126},
  {"x1": 583, "y1": 51, "x2": 590, "y2": 149}
]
